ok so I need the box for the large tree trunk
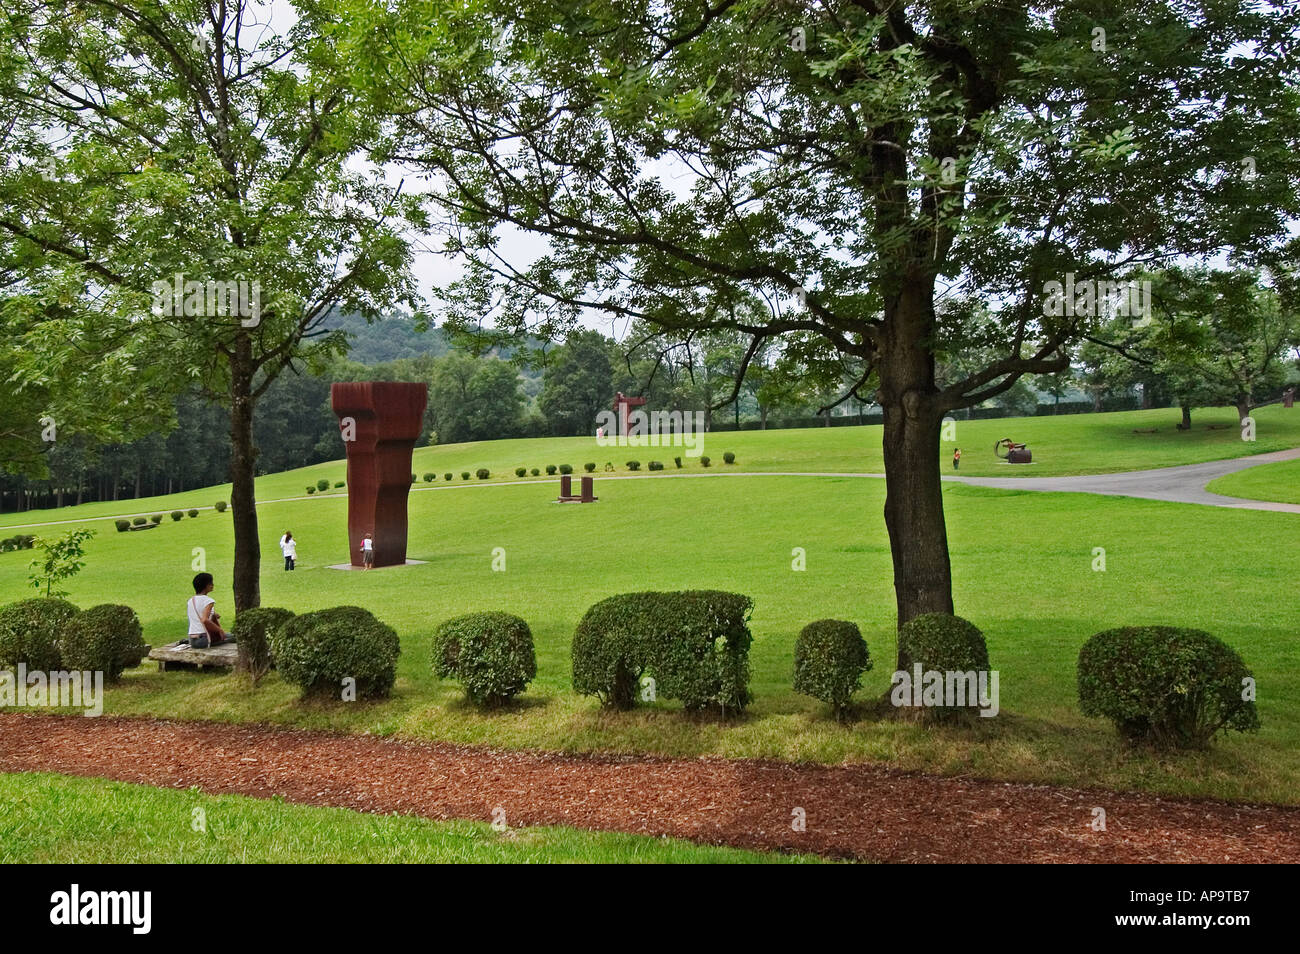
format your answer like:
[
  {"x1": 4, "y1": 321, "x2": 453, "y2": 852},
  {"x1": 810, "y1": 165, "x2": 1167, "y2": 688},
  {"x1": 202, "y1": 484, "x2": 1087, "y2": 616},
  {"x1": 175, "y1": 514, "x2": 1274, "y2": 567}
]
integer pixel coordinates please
[
  {"x1": 1235, "y1": 392, "x2": 1253, "y2": 422},
  {"x1": 879, "y1": 283, "x2": 954, "y2": 664},
  {"x1": 229, "y1": 336, "x2": 261, "y2": 612},
  {"x1": 1178, "y1": 402, "x2": 1192, "y2": 430}
]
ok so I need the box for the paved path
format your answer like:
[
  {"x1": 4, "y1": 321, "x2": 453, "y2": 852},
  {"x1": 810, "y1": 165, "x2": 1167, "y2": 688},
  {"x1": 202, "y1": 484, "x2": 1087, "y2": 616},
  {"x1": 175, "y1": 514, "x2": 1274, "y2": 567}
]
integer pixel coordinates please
[
  {"x1": 945, "y1": 447, "x2": 1300, "y2": 514},
  {"x1": 3, "y1": 714, "x2": 1297, "y2": 863},
  {"x1": 4, "y1": 448, "x2": 1297, "y2": 531}
]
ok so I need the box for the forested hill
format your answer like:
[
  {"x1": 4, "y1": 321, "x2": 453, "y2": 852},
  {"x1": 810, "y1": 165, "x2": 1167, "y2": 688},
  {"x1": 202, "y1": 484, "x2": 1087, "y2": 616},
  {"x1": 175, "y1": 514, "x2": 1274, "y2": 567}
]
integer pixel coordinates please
[{"x1": 321, "y1": 311, "x2": 450, "y2": 364}]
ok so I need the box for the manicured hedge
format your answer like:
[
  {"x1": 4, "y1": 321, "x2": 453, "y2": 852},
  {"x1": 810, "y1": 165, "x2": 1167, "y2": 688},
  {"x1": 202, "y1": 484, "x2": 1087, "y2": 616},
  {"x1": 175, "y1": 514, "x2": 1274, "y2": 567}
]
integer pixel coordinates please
[
  {"x1": 268, "y1": 606, "x2": 399, "y2": 700},
  {"x1": 233, "y1": 607, "x2": 294, "y2": 686},
  {"x1": 59, "y1": 604, "x2": 147, "y2": 681},
  {"x1": 793, "y1": 619, "x2": 871, "y2": 720},
  {"x1": 572, "y1": 590, "x2": 753, "y2": 713},
  {"x1": 0, "y1": 597, "x2": 79, "y2": 671},
  {"x1": 1078, "y1": 626, "x2": 1259, "y2": 750},
  {"x1": 895, "y1": 613, "x2": 990, "y2": 721},
  {"x1": 432, "y1": 612, "x2": 536, "y2": 706}
]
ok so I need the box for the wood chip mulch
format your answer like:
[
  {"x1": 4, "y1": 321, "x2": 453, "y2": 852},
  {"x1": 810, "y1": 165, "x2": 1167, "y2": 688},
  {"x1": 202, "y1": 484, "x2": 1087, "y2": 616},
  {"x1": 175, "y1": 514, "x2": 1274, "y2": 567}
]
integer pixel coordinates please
[{"x1": 1, "y1": 713, "x2": 1297, "y2": 862}]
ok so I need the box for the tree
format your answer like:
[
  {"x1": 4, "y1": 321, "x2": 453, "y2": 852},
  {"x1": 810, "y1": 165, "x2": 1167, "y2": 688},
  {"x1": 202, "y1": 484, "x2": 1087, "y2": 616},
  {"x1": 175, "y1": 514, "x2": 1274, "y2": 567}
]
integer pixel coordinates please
[
  {"x1": 538, "y1": 330, "x2": 616, "y2": 436},
  {"x1": 28, "y1": 527, "x2": 95, "y2": 598},
  {"x1": 0, "y1": 1, "x2": 418, "y2": 609},
  {"x1": 354, "y1": 0, "x2": 1300, "y2": 640}
]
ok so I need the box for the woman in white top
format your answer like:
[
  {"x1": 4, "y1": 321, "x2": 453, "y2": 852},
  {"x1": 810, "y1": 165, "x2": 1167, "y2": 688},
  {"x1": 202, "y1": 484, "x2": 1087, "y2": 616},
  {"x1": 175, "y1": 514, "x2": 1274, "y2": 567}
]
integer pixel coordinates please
[
  {"x1": 279, "y1": 531, "x2": 297, "y2": 571},
  {"x1": 186, "y1": 572, "x2": 234, "y2": 649}
]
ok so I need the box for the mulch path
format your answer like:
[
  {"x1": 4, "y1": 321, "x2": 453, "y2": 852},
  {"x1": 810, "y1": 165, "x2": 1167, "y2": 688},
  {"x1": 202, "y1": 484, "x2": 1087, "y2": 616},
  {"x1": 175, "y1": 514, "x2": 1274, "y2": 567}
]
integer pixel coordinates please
[{"x1": 2, "y1": 713, "x2": 1297, "y2": 862}]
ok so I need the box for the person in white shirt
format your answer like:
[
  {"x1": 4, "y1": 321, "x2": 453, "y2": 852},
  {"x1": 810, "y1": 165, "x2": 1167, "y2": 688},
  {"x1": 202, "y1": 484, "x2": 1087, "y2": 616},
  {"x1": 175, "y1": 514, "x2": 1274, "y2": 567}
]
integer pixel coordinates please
[
  {"x1": 360, "y1": 531, "x2": 374, "y2": 570},
  {"x1": 279, "y1": 531, "x2": 297, "y2": 571},
  {"x1": 186, "y1": 572, "x2": 234, "y2": 649}
]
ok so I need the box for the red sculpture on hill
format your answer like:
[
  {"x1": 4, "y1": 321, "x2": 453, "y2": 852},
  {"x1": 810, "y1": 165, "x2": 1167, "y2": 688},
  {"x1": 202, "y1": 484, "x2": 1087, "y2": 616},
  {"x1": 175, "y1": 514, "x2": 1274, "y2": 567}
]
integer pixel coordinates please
[{"x1": 331, "y1": 382, "x2": 428, "y2": 568}]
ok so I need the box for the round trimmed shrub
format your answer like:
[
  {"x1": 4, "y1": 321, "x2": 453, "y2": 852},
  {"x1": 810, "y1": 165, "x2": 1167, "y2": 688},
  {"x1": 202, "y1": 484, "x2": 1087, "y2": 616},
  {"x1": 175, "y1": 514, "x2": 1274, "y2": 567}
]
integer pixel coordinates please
[
  {"x1": 476, "y1": 468, "x2": 490, "y2": 480},
  {"x1": 584, "y1": 462, "x2": 596, "y2": 473},
  {"x1": 625, "y1": 460, "x2": 641, "y2": 471},
  {"x1": 432, "y1": 612, "x2": 537, "y2": 707},
  {"x1": 1078, "y1": 626, "x2": 1259, "y2": 750},
  {"x1": 674, "y1": 457, "x2": 682, "y2": 468},
  {"x1": 648, "y1": 460, "x2": 663, "y2": 471},
  {"x1": 233, "y1": 606, "x2": 294, "y2": 686},
  {"x1": 187, "y1": 509, "x2": 198, "y2": 518},
  {"x1": 317, "y1": 478, "x2": 330, "y2": 492},
  {"x1": 700, "y1": 456, "x2": 711, "y2": 467},
  {"x1": 444, "y1": 473, "x2": 453, "y2": 481},
  {"x1": 545, "y1": 464, "x2": 557, "y2": 475},
  {"x1": 215, "y1": 501, "x2": 227, "y2": 512},
  {"x1": 132, "y1": 517, "x2": 147, "y2": 526},
  {"x1": 335, "y1": 481, "x2": 345, "y2": 488},
  {"x1": 59, "y1": 604, "x2": 147, "y2": 681},
  {"x1": 793, "y1": 619, "x2": 872, "y2": 720},
  {"x1": 149, "y1": 514, "x2": 162, "y2": 524},
  {"x1": 530, "y1": 468, "x2": 540, "y2": 476},
  {"x1": 170, "y1": 510, "x2": 183, "y2": 521},
  {"x1": 559, "y1": 464, "x2": 573, "y2": 475},
  {"x1": 0, "y1": 597, "x2": 79, "y2": 671},
  {"x1": 895, "y1": 613, "x2": 990, "y2": 721},
  {"x1": 460, "y1": 471, "x2": 471, "y2": 480},
  {"x1": 115, "y1": 520, "x2": 130, "y2": 532},
  {"x1": 307, "y1": 486, "x2": 316, "y2": 494},
  {"x1": 515, "y1": 467, "x2": 527, "y2": 478},
  {"x1": 723, "y1": 451, "x2": 736, "y2": 464},
  {"x1": 268, "y1": 606, "x2": 400, "y2": 700}
]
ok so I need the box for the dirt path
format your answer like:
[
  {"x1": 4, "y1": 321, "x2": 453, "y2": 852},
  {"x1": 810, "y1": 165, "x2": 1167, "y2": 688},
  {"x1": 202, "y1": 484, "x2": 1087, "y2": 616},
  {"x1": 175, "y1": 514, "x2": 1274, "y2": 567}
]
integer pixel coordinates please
[{"x1": 2, "y1": 713, "x2": 1297, "y2": 862}]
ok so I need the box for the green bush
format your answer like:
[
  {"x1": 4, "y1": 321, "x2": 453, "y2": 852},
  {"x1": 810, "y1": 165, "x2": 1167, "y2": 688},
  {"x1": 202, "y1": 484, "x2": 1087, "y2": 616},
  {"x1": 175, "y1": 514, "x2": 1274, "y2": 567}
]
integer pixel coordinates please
[
  {"x1": 132, "y1": 517, "x2": 147, "y2": 526},
  {"x1": 572, "y1": 591, "x2": 753, "y2": 713},
  {"x1": 233, "y1": 607, "x2": 294, "y2": 686},
  {"x1": 335, "y1": 481, "x2": 345, "y2": 488},
  {"x1": 895, "y1": 613, "x2": 990, "y2": 721},
  {"x1": 187, "y1": 509, "x2": 198, "y2": 518},
  {"x1": 444, "y1": 473, "x2": 453, "y2": 481},
  {"x1": 793, "y1": 619, "x2": 871, "y2": 720},
  {"x1": 700, "y1": 456, "x2": 711, "y2": 467},
  {"x1": 0, "y1": 597, "x2": 79, "y2": 671},
  {"x1": 115, "y1": 520, "x2": 130, "y2": 533},
  {"x1": 149, "y1": 514, "x2": 163, "y2": 524},
  {"x1": 170, "y1": 510, "x2": 183, "y2": 521},
  {"x1": 60, "y1": 604, "x2": 148, "y2": 681},
  {"x1": 460, "y1": 471, "x2": 470, "y2": 480},
  {"x1": 316, "y1": 478, "x2": 330, "y2": 492},
  {"x1": 530, "y1": 468, "x2": 540, "y2": 476},
  {"x1": 307, "y1": 486, "x2": 316, "y2": 494},
  {"x1": 545, "y1": 465, "x2": 557, "y2": 475},
  {"x1": 515, "y1": 467, "x2": 527, "y2": 478},
  {"x1": 410, "y1": 472, "x2": 417, "y2": 483},
  {"x1": 626, "y1": 460, "x2": 641, "y2": 471},
  {"x1": 1078, "y1": 626, "x2": 1259, "y2": 750},
  {"x1": 674, "y1": 457, "x2": 682, "y2": 468},
  {"x1": 584, "y1": 463, "x2": 596, "y2": 473},
  {"x1": 648, "y1": 461, "x2": 663, "y2": 471},
  {"x1": 723, "y1": 451, "x2": 736, "y2": 464},
  {"x1": 559, "y1": 464, "x2": 573, "y2": 475},
  {"x1": 268, "y1": 606, "x2": 400, "y2": 700},
  {"x1": 215, "y1": 501, "x2": 227, "y2": 513},
  {"x1": 432, "y1": 612, "x2": 537, "y2": 707},
  {"x1": 476, "y1": 468, "x2": 490, "y2": 480}
]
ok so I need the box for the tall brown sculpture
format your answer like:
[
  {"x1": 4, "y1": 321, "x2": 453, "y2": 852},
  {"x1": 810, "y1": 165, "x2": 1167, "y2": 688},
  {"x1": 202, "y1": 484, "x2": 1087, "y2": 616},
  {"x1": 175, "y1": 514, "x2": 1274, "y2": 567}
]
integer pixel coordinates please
[{"x1": 331, "y1": 382, "x2": 428, "y2": 568}]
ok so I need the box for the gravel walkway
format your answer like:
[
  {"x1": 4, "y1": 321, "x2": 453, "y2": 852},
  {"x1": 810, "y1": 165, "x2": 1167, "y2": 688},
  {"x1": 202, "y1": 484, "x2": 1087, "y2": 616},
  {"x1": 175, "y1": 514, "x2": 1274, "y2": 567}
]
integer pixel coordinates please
[{"x1": 2, "y1": 714, "x2": 1297, "y2": 863}]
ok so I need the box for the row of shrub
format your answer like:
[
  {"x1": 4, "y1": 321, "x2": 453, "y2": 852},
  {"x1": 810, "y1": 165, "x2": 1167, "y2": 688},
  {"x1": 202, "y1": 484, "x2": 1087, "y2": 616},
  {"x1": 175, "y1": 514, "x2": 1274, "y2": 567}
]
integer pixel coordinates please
[
  {"x1": 306, "y1": 479, "x2": 347, "y2": 494},
  {"x1": 0, "y1": 534, "x2": 36, "y2": 552},
  {"x1": 410, "y1": 454, "x2": 744, "y2": 482},
  {"x1": 114, "y1": 510, "x2": 201, "y2": 532},
  {"x1": 0, "y1": 598, "x2": 149, "y2": 680},
  {"x1": 788, "y1": 613, "x2": 1258, "y2": 749}
]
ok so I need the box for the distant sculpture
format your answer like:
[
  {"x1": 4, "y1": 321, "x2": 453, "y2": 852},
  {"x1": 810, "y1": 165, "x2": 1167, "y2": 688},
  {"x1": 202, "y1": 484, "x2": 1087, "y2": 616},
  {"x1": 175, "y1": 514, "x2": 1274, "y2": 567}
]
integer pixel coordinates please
[
  {"x1": 994, "y1": 438, "x2": 1032, "y2": 464},
  {"x1": 331, "y1": 382, "x2": 428, "y2": 567},
  {"x1": 612, "y1": 391, "x2": 647, "y2": 436}
]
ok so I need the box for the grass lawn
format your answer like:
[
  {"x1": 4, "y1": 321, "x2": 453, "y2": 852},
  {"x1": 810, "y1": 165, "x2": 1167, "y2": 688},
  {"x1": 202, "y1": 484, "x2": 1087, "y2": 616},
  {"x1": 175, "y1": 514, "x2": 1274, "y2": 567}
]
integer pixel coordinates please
[
  {"x1": 4, "y1": 405, "x2": 1299, "y2": 532},
  {"x1": 1207, "y1": 458, "x2": 1300, "y2": 505},
  {"x1": 0, "y1": 772, "x2": 815, "y2": 863},
  {"x1": 1, "y1": 425, "x2": 1298, "y2": 805}
]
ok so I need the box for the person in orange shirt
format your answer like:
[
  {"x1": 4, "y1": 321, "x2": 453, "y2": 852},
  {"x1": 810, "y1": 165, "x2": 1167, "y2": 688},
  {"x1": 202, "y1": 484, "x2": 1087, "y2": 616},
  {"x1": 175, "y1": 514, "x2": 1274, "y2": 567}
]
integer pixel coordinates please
[{"x1": 953, "y1": 448, "x2": 961, "y2": 470}]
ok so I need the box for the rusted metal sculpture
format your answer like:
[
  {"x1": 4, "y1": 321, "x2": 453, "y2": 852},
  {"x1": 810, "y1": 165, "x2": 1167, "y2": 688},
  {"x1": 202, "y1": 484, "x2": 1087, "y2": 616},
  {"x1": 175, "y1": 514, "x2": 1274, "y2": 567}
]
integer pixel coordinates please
[
  {"x1": 331, "y1": 382, "x2": 428, "y2": 567},
  {"x1": 994, "y1": 438, "x2": 1032, "y2": 464},
  {"x1": 613, "y1": 391, "x2": 647, "y2": 435},
  {"x1": 557, "y1": 474, "x2": 597, "y2": 503}
]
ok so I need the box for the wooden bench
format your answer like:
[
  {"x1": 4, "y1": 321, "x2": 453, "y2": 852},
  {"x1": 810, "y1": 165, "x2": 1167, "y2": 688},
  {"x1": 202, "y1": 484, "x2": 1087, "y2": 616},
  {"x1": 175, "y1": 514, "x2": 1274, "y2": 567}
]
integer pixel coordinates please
[{"x1": 148, "y1": 641, "x2": 239, "y2": 672}]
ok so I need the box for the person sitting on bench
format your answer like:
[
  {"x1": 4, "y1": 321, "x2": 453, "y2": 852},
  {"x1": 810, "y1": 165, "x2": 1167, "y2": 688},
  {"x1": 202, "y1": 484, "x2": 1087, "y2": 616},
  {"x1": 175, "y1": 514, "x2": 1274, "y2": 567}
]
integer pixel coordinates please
[{"x1": 186, "y1": 572, "x2": 235, "y2": 649}]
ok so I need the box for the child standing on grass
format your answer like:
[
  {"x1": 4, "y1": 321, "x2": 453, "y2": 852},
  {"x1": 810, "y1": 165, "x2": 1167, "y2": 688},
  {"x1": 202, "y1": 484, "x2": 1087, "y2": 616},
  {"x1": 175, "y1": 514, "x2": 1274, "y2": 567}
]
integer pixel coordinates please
[
  {"x1": 953, "y1": 448, "x2": 961, "y2": 470},
  {"x1": 361, "y1": 531, "x2": 374, "y2": 570},
  {"x1": 279, "y1": 531, "x2": 297, "y2": 571}
]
